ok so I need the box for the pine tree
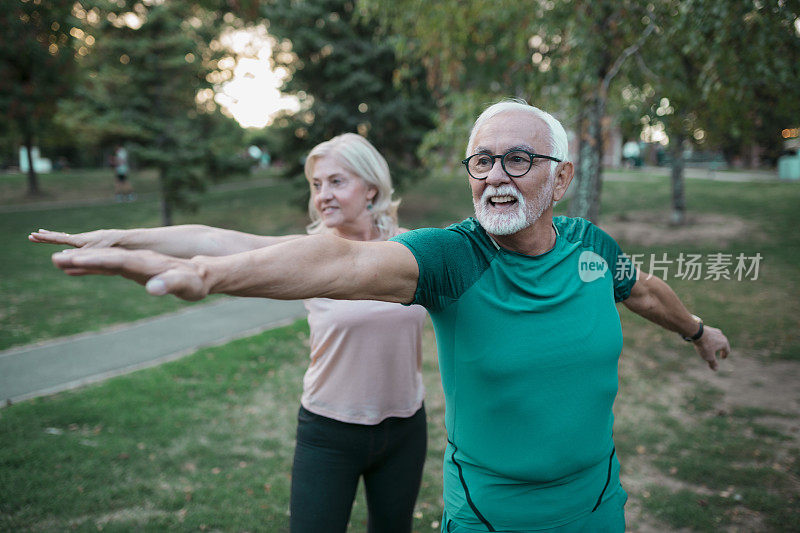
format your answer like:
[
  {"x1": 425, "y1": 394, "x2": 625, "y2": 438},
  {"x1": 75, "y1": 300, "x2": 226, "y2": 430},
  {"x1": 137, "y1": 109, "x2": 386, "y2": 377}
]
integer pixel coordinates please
[
  {"x1": 59, "y1": 0, "x2": 247, "y2": 224},
  {"x1": 0, "y1": 0, "x2": 79, "y2": 195},
  {"x1": 264, "y1": 0, "x2": 436, "y2": 189}
]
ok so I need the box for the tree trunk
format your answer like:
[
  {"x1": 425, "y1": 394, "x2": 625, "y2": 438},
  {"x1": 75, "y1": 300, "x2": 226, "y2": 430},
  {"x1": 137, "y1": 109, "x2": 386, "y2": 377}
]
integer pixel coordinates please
[
  {"x1": 159, "y1": 170, "x2": 173, "y2": 226},
  {"x1": 591, "y1": 96, "x2": 604, "y2": 223},
  {"x1": 568, "y1": 92, "x2": 604, "y2": 222},
  {"x1": 669, "y1": 133, "x2": 686, "y2": 226},
  {"x1": 24, "y1": 130, "x2": 40, "y2": 196}
]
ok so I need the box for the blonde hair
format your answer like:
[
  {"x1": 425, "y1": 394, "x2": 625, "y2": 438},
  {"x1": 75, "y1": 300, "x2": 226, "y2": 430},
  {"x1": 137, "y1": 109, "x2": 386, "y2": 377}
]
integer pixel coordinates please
[{"x1": 304, "y1": 133, "x2": 400, "y2": 239}]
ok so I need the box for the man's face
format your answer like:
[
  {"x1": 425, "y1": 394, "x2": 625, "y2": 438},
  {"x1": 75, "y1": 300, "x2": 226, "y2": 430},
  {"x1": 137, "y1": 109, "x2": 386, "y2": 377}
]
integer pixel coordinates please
[{"x1": 468, "y1": 111, "x2": 555, "y2": 236}]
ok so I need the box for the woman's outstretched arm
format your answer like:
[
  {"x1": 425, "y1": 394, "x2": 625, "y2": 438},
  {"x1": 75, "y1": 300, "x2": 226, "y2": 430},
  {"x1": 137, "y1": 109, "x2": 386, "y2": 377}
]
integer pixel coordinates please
[{"x1": 30, "y1": 225, "x2": 302, "y2": 258}]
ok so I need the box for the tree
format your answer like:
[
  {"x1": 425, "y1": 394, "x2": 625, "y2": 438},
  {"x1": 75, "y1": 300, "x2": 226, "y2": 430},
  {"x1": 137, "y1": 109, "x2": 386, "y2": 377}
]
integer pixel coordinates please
[
  {"x1": 691, "y1": 1, "x2": 800, "y2": 164},
  {"x1": 0, "y1": 0, "x2": 79, "y2": 195},
  {"x1": 630, "y1": 0, "x2": 800, "y2": 225},
  {"x1": 362, "y1": 0, "x2": 541, "y2": 171},
  {"x1": 58, "y1": 0, "x2": 248, "y2": 225},
  {"x1": 262, "y1": 0, "x2": 436, "y2": 190},
  {"x1": 365, "y1": 0, "x2": 656, "y2": 222},
  {"x1": 544, "y1": 1, "x2": 655, "y2": 222}
]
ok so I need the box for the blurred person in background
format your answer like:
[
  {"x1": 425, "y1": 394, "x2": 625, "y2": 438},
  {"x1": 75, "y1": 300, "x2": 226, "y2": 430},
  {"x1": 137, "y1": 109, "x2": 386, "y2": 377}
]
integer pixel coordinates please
[{"x1": 111, "y1": 144, "x2": 135, "y2": 202}]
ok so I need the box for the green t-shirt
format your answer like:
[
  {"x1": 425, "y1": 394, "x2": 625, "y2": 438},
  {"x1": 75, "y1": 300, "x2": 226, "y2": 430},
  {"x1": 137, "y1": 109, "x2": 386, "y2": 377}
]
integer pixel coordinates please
[{"x1": 391, "y1": 216, "x2": 637, "y2": 530}]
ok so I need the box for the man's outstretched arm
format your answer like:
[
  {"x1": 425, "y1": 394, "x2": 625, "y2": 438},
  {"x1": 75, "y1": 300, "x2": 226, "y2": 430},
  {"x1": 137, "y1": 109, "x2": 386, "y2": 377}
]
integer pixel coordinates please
[
  {"x1": 622, "y1": 271, "x2": 731, "y2": 371},
  {"x1": 52, "y1": 234, "x2": 420, "y2": 304}
]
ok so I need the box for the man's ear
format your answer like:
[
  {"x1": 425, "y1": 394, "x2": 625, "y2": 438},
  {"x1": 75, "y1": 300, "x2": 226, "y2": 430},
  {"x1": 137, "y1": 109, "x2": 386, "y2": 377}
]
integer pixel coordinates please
[{"x1": 552, "y1": 161, "x2": 574, "y2": 202}]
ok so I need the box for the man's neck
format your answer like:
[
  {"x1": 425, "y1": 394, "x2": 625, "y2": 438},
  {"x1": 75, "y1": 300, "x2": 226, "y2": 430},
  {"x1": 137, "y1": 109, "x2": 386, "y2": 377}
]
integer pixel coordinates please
[{"x1": 487, "y1": 213, "x2": 557, "y2": 256}]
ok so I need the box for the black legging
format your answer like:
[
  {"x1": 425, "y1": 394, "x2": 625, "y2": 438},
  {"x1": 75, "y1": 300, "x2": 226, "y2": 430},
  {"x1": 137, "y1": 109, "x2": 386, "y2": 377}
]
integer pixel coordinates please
[{"x1": 290, "y1": 404, "x2": 427, "y2": 533}]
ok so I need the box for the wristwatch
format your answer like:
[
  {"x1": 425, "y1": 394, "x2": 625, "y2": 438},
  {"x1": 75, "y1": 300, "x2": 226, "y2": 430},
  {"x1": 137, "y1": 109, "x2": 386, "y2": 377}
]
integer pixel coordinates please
[{"x1": 681, "y1": 314, "x2": 704, "y2": 342}]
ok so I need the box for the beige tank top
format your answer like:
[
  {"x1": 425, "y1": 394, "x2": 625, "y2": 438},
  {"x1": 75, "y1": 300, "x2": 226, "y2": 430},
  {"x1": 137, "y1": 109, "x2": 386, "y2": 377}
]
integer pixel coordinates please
[{"x1": 301, "y1": 298, "x2": 428, "y2": 424}]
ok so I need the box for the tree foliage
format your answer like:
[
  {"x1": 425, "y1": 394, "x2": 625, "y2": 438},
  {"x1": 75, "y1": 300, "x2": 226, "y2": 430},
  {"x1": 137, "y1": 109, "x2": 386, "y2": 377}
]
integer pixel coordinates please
[
  {"x1": 367, "y1": 0, "x2": 799, "y2": 223},
  {"x1": 622, "y1": 0, "x2": 800, "y2": 224},
  {"x1": 365, "y1": 0, "x2": 655, "y2": 222},
  {"x1": 686, "y1": 0, "x2": 800, "y2": 162},
  {"x1": 362, "y1": 0, "x2": 541, "y2": 169},
  {"x1": 262, "y1": 0, "x2": 436, "y2": 190},
  {"x1": 56, "y1": 0, "x2": 248, "y2": 224},
  {"x1": 0, "y1": 0, "x2": 79, "y2": 194},
  {"x1": 546, "y1": 1, "x2": 655, "y2": 222}
]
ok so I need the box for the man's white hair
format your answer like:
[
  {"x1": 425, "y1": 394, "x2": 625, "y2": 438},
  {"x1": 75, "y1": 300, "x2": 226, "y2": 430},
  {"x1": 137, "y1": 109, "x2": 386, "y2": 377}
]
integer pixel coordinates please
[{"x1": 466, "y1": 98, "x2": 569, "y2": 175}]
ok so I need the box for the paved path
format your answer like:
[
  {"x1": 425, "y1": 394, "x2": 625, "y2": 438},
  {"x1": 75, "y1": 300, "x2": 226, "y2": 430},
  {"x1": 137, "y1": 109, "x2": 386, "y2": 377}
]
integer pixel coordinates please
[
  {"x1": 0, "y1": 298, "x2": 306, "y2": 405},
  {"x1": 605, "y1": 166, "x2": 779, "y2": 182}
]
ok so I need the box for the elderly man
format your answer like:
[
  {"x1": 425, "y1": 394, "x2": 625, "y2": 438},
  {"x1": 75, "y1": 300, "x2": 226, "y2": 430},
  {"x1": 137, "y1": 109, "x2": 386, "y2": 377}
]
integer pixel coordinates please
[{"x1": 50, "y1": 100, "x2": 729, "y2": 532}]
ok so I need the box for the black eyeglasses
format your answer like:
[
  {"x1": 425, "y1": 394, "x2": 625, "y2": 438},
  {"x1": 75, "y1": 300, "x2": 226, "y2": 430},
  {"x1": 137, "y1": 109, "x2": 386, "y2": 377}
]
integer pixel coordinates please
[{"x1": 462, "y1": 149, "x2": 562, "y2": 180}]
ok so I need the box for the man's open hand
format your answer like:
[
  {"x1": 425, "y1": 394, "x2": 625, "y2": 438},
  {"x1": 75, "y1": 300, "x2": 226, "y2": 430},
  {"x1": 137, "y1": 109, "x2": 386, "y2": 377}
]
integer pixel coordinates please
[{"x1": 51, "y1": 248, "x2": 209, "y2": 301}]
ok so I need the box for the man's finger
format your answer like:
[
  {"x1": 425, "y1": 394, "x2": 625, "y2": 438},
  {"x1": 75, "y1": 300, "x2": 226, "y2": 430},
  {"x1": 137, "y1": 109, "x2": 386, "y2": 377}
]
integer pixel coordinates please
[
  {"x1": 146, "y1": 278, "x2": 168, "y2": 295},
  {"x1": 52, "y1": 250, "x2": 78, "y2": 269},
  {"x1": 146, "y1": 269, "x2": 206, "y2": 301},
  {"x1": 52, "y1": 248, "x2": 131, "y2": 275},
  {"x1": 62, "y1": 267, "x2": 117, "y2": 276}
]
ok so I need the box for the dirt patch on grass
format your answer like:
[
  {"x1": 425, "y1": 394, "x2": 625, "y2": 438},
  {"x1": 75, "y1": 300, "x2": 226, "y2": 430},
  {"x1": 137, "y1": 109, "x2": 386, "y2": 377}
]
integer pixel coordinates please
[
  {"x1": 600, "y1": 212, "x2": 758, "y2": 247},
  {"x1": 617, "y1": 336, "x2": 800, "y2": 531},
  {"x1": 685, "y1": 355, "x2": 800, "y2": 449}
]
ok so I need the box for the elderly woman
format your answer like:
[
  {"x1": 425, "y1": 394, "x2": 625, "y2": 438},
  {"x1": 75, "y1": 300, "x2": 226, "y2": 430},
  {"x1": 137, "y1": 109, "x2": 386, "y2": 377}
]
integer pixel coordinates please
[{"x1": 30, "y1": 133, "x2": 428, "y2": 533}]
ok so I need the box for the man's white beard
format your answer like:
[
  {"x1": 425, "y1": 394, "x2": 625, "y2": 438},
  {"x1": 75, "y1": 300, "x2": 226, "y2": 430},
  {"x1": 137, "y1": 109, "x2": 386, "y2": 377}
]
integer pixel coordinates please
[{"x1": 473, "y1": 180, "x2": 554, "y2": 236}]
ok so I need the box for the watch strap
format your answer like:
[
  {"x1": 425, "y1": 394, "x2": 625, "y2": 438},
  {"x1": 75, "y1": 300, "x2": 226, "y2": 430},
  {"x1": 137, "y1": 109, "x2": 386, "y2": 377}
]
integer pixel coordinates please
[{"x1": 682, "y1": 315, "x2": 704, "y2": 342}]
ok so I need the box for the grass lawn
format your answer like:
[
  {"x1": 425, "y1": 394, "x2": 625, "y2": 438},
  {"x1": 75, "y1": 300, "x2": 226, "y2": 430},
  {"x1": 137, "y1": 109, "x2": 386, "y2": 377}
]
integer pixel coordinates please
[
  {"x1": 0, "y1": 320, "x2": 448, "y2": 532},
  {"x1": 1, "y1": 168, "x2": 799, "y2": 531}
]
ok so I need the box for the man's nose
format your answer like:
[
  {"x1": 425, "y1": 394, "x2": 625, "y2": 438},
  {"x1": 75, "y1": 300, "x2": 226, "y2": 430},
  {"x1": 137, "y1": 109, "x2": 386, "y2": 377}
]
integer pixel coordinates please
[{"x1": 485, "y1": 157, "x2": 511, "y2": 186}]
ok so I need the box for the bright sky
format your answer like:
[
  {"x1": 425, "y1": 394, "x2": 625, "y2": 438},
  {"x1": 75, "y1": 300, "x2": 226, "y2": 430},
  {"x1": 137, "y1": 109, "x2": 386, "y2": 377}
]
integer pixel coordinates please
[{"x1": 214, "y1": 26, "x2": 300, "y2": 129}]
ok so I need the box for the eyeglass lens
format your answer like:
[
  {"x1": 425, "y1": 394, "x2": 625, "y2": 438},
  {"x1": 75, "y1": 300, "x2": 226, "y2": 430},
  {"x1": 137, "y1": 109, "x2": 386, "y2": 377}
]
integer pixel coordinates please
[{"x1": 468, "y1": 150, "x2": 532, "y2": 178}]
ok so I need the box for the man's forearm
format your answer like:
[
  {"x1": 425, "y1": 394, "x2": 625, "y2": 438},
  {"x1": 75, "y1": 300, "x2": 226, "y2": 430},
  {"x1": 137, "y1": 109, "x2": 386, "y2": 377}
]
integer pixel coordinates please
[
  {"x1": 51, "y1": 234, "x2": 419, "y2": 303},
  {"x1": 622, "y1": 274, "x2": 700, "y2": 338},
  {"x1": 191, "y1": 234, "x2": 416, "y2": 303},
  {"x1": 622, "y1": 271, "x2": 731, "y2": 370}
]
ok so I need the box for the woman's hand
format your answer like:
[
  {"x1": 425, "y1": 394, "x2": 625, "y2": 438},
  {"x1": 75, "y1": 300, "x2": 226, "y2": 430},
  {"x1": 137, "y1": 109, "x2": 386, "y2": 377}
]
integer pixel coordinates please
[
  {"x1": 51, "y1": 248, "x2": 210, "y2": 301},
  {"x1": 29, "y1": 229, "x2": 123, "y2": 249}
]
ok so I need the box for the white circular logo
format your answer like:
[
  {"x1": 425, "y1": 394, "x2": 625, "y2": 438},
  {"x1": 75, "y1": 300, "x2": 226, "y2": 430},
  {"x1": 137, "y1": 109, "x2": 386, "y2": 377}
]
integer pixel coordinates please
[{"x1": 578, "y1": 251, "x2": 608, "y2": 282}]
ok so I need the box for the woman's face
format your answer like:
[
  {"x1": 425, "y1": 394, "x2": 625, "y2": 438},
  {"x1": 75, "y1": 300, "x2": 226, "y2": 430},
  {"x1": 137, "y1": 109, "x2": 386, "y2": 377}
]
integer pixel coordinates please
[{"x1": 309, "y1": 155, "x2": 377, "y2": 234}]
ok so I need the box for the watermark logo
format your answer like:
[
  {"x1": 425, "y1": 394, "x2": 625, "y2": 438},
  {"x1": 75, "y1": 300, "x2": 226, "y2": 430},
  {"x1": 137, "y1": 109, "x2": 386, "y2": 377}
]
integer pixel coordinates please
[
  {"x1": 615, "y1": 252, "x2": 763, "y2": 281},
  {"x1": 579, "y1": 251, "x2": 609, "y2": 282}
]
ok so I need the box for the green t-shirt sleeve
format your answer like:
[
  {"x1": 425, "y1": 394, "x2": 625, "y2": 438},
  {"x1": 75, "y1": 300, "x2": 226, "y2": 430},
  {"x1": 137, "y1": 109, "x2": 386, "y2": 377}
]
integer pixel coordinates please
[
  {"x1": 390, "y1": 225, "x2": 492, "y2": 311},
  {"x1": 587, "y1": 223, "x2": 637, "y2": 302}
]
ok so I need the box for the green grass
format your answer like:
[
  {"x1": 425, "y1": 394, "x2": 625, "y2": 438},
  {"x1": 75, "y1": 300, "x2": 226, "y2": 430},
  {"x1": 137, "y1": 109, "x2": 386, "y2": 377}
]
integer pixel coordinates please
[
  {"x1": 0, "y1": 320, "x2": 448, "y2": 532},
  {"x1": 0, "y1": 168, "x2": 165, "y2": 206},
  {"x1": 596, "y1": 176, "x2": 800, "y2": 362}
]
